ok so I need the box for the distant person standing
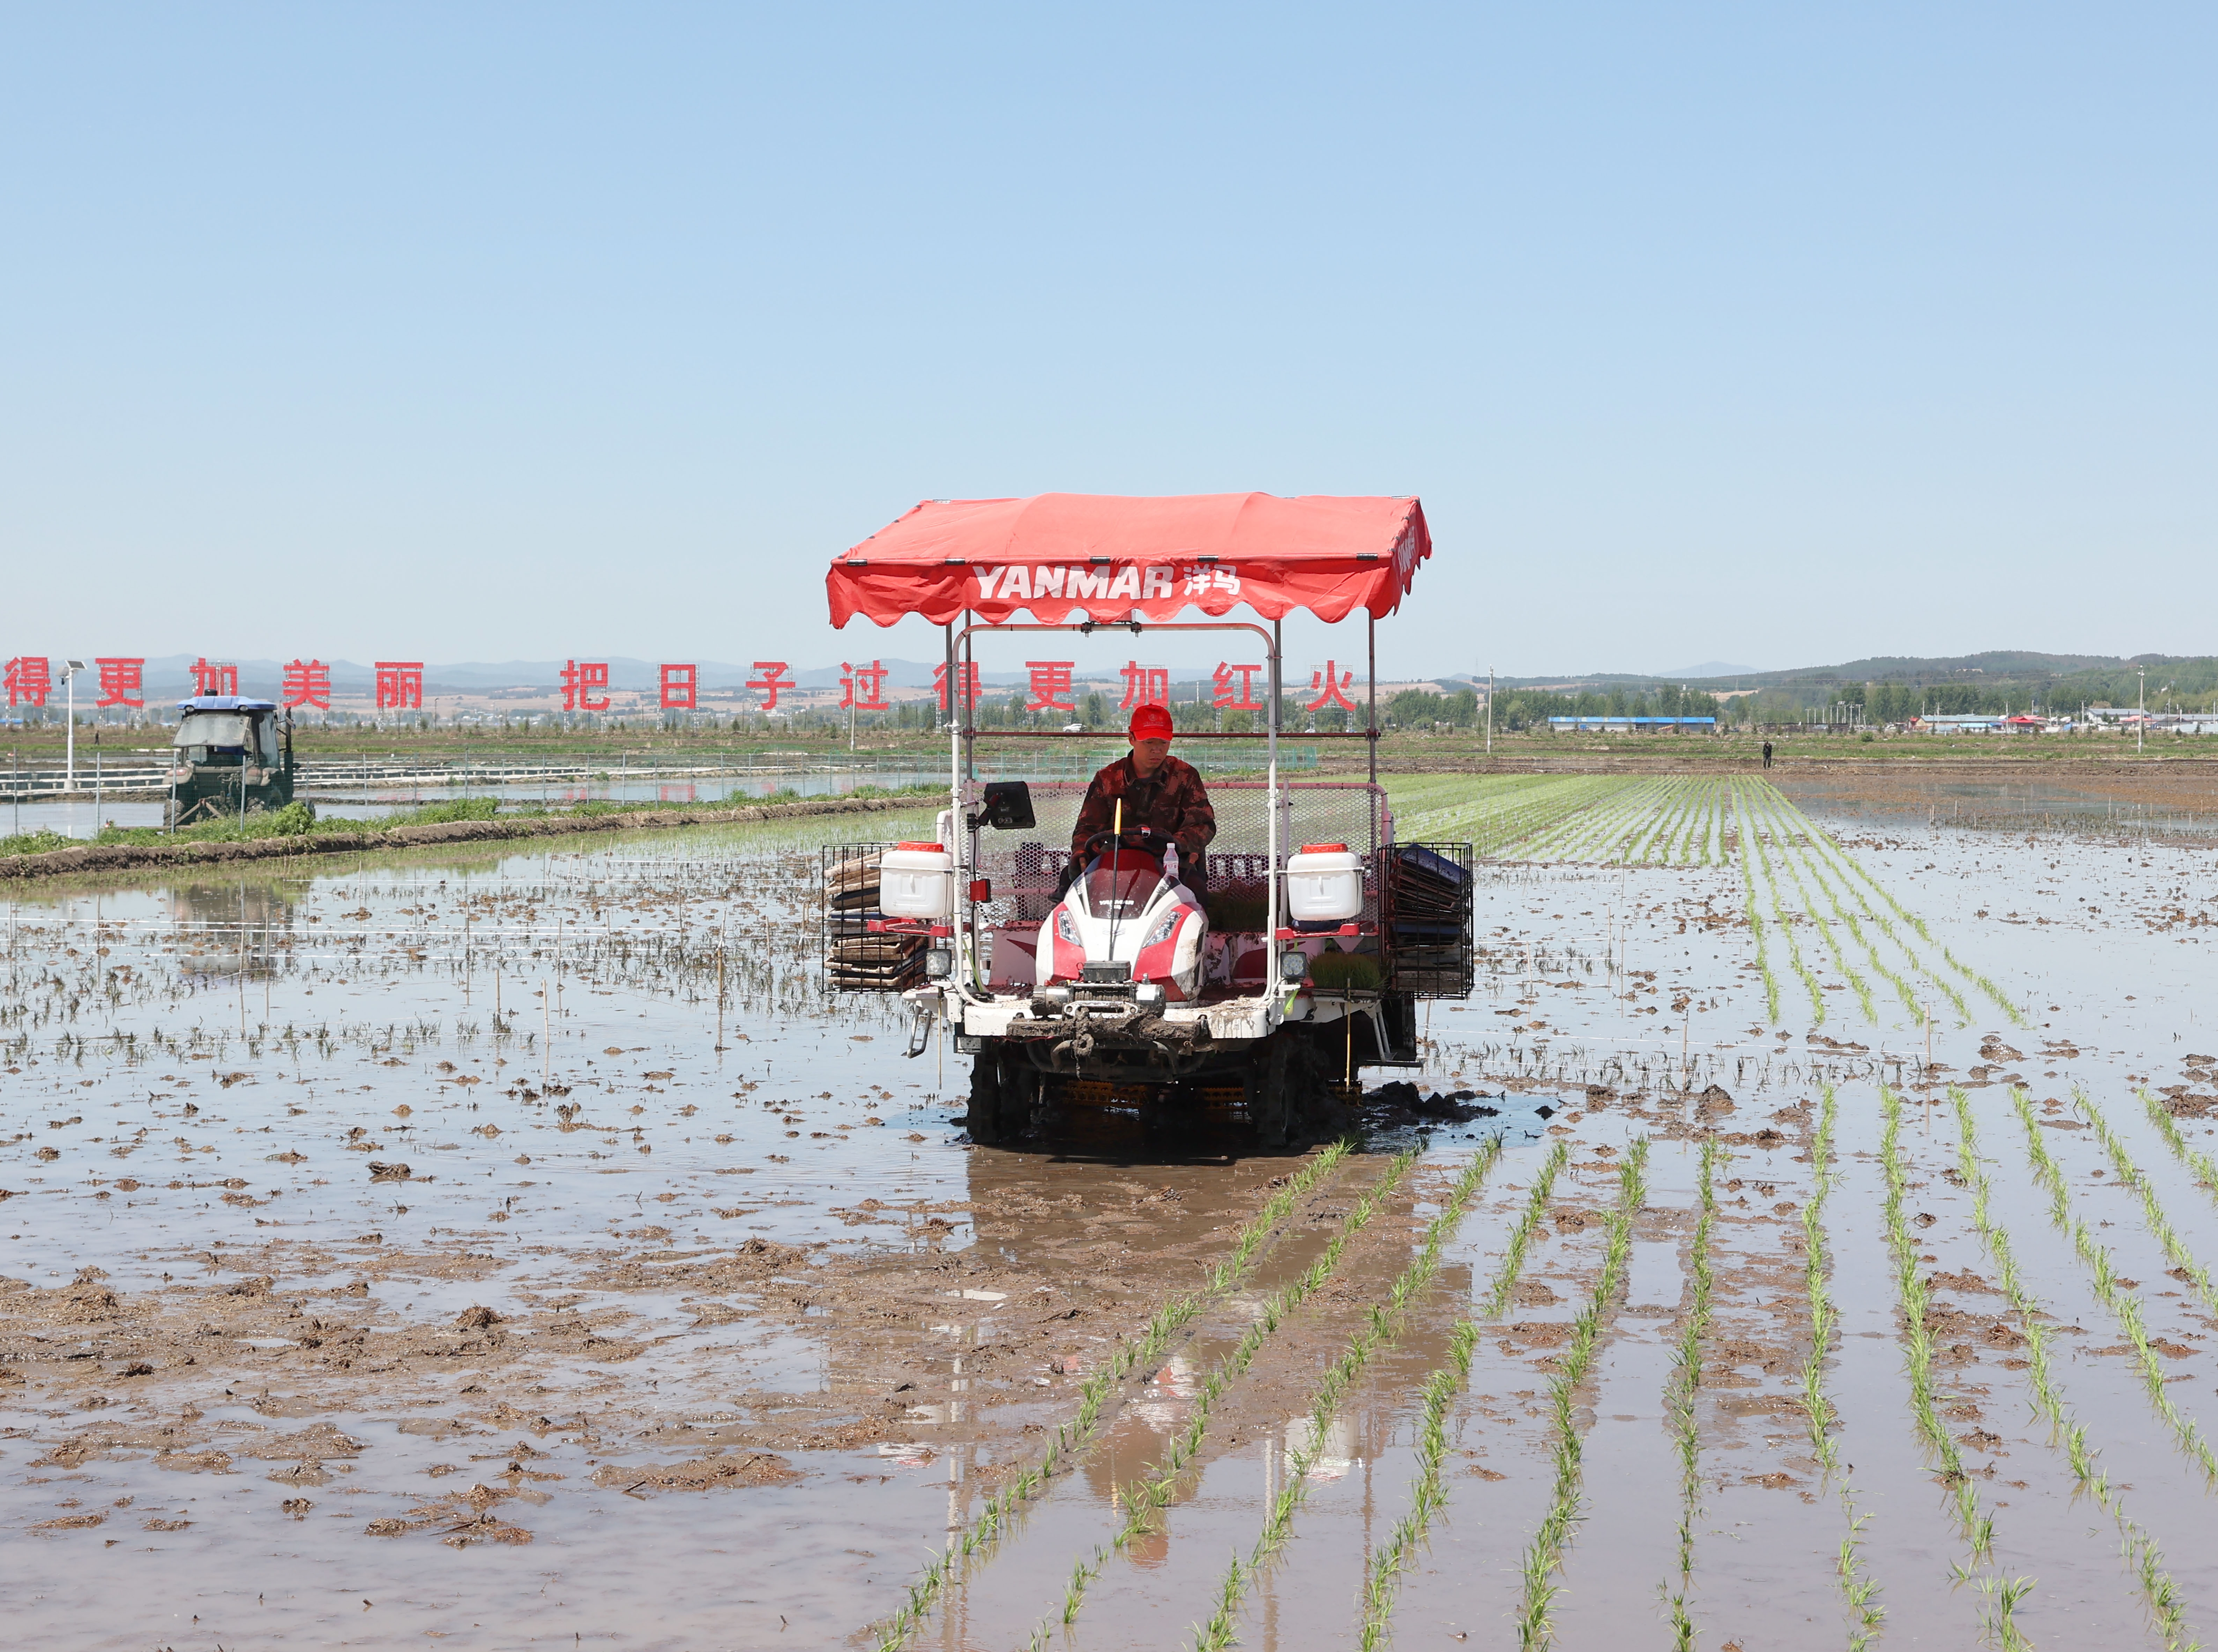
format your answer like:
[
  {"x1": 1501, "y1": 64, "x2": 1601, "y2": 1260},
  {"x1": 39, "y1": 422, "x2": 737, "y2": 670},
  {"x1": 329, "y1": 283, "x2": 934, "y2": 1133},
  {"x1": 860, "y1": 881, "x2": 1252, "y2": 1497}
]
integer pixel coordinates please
[{"x1": 1762, "y1": 740, "x2": 1773, "y2": 769}]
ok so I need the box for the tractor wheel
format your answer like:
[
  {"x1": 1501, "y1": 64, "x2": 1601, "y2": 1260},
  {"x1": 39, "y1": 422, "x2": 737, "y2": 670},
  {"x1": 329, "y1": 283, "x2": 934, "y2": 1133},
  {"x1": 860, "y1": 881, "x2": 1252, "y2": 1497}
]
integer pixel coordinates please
[
  {"x1": 966, "y1": 1053, "x2": 1006, "y2": 1144},
  {"x1": 1252, "y1": 1030, "x2": 1319, "y2": 1149},
  {"x1": 966, "y1": 1049, "x2": 1033, "y2": 1145}
]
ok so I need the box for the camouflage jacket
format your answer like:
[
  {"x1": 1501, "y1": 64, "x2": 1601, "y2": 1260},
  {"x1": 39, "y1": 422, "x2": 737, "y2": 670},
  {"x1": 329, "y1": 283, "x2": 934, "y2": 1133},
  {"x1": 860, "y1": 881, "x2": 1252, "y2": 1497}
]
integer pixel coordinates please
[{"x1": 1070, "y1": 753, "x2": 1217, "y2": 860}]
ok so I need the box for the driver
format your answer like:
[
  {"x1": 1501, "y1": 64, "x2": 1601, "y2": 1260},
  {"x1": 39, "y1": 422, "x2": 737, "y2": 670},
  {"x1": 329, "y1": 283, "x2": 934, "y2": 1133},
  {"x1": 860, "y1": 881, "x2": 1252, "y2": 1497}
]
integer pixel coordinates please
[{"x1": 1069, "y1": 705, "x2": 1216, "y2": 892}]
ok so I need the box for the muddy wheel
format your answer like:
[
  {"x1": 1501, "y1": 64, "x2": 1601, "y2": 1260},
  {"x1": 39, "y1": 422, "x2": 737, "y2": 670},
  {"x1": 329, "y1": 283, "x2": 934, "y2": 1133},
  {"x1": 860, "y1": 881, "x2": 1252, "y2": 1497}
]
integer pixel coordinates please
[
  {"x1": 966, "y1": 1050, "x2": 1033, "y2": 1145},
  {"x1": 1251, "y1": 1031, "x2": 1318, "y2": 1149},
  {"x1": 966, "y1": 1054, "x2": 1005, "y2": 1143}
]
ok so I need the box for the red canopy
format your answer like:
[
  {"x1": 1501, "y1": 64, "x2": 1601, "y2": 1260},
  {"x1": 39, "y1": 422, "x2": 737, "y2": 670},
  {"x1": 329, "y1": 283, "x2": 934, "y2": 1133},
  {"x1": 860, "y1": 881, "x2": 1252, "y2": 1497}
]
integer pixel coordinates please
[{"x1": 827, "y1": 492, "x2": 1431, "y2": 629}]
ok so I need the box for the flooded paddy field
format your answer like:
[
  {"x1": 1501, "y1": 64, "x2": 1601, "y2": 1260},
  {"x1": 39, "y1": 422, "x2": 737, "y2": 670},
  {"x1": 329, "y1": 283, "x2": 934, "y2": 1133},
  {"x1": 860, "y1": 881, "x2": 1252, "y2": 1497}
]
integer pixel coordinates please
[{"x1": 6, "y1": 774, "x2": 2218, "y2": 1649}]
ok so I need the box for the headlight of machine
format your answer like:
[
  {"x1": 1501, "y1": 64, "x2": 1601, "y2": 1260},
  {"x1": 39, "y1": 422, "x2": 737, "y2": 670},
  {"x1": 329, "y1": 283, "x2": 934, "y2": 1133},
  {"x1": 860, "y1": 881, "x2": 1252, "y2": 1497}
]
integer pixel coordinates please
[
  {"x1": 925, "y1": 948, "x2": 954, "y2": 979},
  {"x1": 1280, "y1": 951, "x2": 1308, "y2": 983}
]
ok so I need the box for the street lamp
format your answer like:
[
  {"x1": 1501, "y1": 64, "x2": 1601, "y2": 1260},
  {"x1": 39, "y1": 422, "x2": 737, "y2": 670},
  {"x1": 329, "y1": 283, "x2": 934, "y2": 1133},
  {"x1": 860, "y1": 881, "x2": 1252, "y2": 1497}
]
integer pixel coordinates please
[{"x1": 61, "y1": 660, "x2": 86, "y2": 791}]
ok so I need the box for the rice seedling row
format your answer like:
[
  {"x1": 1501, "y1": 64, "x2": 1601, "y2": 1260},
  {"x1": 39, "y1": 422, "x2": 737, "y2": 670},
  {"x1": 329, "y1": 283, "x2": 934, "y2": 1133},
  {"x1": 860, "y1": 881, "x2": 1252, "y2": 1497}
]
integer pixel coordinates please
[
  {"x1": 1739, "y1": 788, "x2": 1828, "y2": 1022},
  {"x1": 1392, "y1": 776, "x2": 1624, "y2": 856},
  {"x1": 2141, "y1": 1088, "x2": 2218, "y2": 1213},
  {"x1": 2005, "y1": 1088, "x2": 2218, "y2": 1483},
  {"x1": 1755, "y1": 783, "x2": 2023, "y2": 1023},
  {"x1": 1878, "y1": 1087, "x2": 2003, "y2": 1559},
  {"x1": 1800, "y1": 1086, "x2": 1886, "y2": 1649},
  {"x1": 1354, "y1": 1139, "x2": 1573, "y2": 1650},
  {"x1": 2074, "y1": 1087, "x2": 2218, "y2": 1320},
  {"x1": 1188, "y1": 1141, "x2": 1544, "y2": 1652},
  {"x1": 1773, "y1": 828, "x2": 1926, "y2": 1021},
  {"x1": 1507, "y1": 1138, "x2": 1650, "y2": 1650},
  {"x1": 1545, "y1": 778, "x2": 1681, "y2": 865},
  {"x1": 1743, "y1": 788, "x2": 1880, "y2": 1020},
  {"x1": 1020, "y1": 1149, "x2": 1428, "y2": 1647},
  {"x1": 1734, "y1": 825, "x2": 1782, "y2": 1022},
  {"x1": 871, "y1": 1140, "x2": 1362, "y2": 1651},
  {"x1": 1638, "y1": 778, "x2": 1703, "y2": 866},
  {"x1": 1949, "y1": 1088, "x2": 2200, "y2": 1649},
  {"x1": 1662, "y1": 1136, "x2": 1723, "y2": 1649}
]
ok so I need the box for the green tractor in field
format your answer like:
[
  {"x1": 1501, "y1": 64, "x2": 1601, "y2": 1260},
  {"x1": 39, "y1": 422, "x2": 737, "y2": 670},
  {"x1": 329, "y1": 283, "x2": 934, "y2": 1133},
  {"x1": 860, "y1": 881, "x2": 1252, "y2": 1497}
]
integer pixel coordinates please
[{"x1": 166, "y1": 696, "x2": 297, "y2": 828}]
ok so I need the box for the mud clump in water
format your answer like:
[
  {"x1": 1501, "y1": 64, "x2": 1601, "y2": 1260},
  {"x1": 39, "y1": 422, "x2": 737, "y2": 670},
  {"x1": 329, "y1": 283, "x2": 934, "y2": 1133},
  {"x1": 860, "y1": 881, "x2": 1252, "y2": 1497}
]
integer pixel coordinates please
[{"x1": 592, "y1": 1452, "x2": 798, "y2": 1494}]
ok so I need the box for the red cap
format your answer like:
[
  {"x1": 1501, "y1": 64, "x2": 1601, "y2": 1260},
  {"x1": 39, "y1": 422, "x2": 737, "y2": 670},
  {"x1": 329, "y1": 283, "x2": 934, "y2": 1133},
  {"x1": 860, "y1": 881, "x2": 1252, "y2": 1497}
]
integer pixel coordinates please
[{"x1": 1129, "y1": 705, "x2": 1174, "y2": 741}]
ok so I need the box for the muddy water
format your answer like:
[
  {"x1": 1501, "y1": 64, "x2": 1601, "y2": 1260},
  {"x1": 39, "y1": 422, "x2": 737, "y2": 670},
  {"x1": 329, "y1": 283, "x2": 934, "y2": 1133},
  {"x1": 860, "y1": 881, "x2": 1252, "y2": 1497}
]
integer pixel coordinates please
[{"x1": 10, "y1": 777, "x2": 2218, "y2": 1649}]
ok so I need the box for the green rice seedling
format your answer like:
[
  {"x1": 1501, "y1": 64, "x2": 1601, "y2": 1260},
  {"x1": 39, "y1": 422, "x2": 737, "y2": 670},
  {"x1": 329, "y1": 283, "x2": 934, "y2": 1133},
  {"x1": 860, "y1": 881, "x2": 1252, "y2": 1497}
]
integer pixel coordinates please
[
  {"x1": 1760, "y1": 801, "x2": 1878, "y2": 1022},
  {"x1": 1974, "y1": 1574, "x2": 2040, "y2": 1652},
  {"x1": 1353, "y1": 1143, "x2": 1574, "y2": 1650},
  {"x1": 2007, "y1": 1089, "x2": 2218, "y2": 1488},
  {"x1": 1735, "y1": 817, "x2": 1783, "y2": 1023},
  {"x1": 1949, "y1": 1090, "x2": 2199, "y2": 1646},
  {"x1": 870, "y1": 1140, "x2": 1356, "y2": 1650},
  {"x1": 1729, "y1": 785, "x2": 1778, "y2": 984},
  {"x1": 1796, "y1": 1086, "x2": 1887, "y2": 1645},
  {"x1": 1744, "y1": 799, "x2": 1826, "y2": 1022},
  {"x1": 1661, "y1": 1137, "x2": 1724, "y2": 1645},
  {"x1": 2141, "y1": 1088, "x2": 2218, "y2": 1209},
  {"x1": 1543, "y1": 777, "x2": 1674, "y2": 865},
  {"x1": 1783, "y1": 840, "x2": 1925, "y2": 1020},
  {"x1": 1193, "y1": 1142, "x2": 1575, "y2": 1652},
  {"x1": 1742, "y1": 779, "x2": 1985, "y2": 1025},
  {"x1": 1760, "y1": 785, "x2": 2022, "y2": 1024},
  {"x1": 1110, "y1": 1150, "x2": 1427, "y2": 1554},
  {"x1": 2076, "y1": 1087, "x2": 2218, "y2": 1318},
  {"x1": 1838, "y1": 1515, "x2": 1886, "y2": 1652},
  {"x1": 1879, "y1": 1088, "x2": 1997, "y2": 1553},
  {"x1": 1508, "y1": 1141, "x2": 1651, "y2": 1651}
]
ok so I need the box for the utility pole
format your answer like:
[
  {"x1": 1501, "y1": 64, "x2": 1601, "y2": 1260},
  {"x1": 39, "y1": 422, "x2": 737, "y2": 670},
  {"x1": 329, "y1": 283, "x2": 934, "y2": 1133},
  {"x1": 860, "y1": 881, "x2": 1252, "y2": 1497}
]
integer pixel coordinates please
[
  {"x1": 1485, "y1": 664, "x2": 1494, "y2": 756},
  {"x1": 2139, "y1": 666, "x2": 2147, "y2": 754},
  {"x1": 61, "y1": 660, "x2": 86, "y2": 793}
]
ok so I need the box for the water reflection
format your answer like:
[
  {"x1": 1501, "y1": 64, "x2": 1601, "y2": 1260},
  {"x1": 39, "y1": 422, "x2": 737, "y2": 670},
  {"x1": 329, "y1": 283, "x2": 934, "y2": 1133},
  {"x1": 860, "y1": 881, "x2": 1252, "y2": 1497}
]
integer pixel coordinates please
[{"x1": 170, "y1": 877, "x2": 295, "y2": 976}]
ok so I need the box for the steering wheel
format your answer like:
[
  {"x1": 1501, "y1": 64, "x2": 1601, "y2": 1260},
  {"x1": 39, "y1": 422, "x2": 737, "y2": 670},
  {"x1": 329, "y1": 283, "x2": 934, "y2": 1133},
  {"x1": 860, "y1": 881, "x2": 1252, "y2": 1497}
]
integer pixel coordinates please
[{"x1": 1083, "y1": 826, "x2": 1165, "y2": 858}]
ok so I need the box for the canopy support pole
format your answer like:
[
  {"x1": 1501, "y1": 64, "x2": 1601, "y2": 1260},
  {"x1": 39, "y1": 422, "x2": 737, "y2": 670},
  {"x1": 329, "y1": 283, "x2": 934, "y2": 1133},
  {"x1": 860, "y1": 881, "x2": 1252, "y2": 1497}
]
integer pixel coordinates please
[
  {"x1": 1268, "y1": 618, "x2": 1281, "y2": 984},
  {"x1": 944, "y1": 617, "x2": 961, "y2": 841},
  {"x1": 962, "y1": 611, "x2": 977, "y2": 783},
  {"x1": 1367, "y1": 611, "x2": 1377, "y2": 786}
]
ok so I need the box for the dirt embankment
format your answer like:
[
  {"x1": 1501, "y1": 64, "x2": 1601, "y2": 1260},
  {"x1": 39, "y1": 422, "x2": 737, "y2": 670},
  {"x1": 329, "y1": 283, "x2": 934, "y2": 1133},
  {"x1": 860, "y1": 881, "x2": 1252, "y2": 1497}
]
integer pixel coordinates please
[
  {"x1": 1321, "y1": 748, "x2": 2218, "y2": 777},
  {"x1": 0, "y1": 795, "x2": 928, "y2": 883}
]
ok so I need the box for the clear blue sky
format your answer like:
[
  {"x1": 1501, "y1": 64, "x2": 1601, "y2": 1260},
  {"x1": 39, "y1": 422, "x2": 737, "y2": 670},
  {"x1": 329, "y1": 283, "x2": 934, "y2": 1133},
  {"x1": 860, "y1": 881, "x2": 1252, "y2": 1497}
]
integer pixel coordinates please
[{"x1": 4, "y1": 3, "x2": 2212, "y2": 679}]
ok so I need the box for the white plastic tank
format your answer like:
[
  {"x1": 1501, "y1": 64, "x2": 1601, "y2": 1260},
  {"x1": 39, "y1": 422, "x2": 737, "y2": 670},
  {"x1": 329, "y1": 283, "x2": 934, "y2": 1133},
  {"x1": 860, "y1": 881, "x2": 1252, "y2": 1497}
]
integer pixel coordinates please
[
  {"x1": 1285, "y1": 843, "x2": 1363, "y2": 923},
  {"x1": 879, "y1": 841, "x2": 955, "y2": 919}
]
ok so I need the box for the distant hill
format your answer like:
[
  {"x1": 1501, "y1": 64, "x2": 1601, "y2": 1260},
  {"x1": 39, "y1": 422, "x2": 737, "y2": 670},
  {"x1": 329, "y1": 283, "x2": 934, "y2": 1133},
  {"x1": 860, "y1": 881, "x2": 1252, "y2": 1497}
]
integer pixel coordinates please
[{"x1": 1498, "y1": 650, "x2": 2210, "y2": 693}]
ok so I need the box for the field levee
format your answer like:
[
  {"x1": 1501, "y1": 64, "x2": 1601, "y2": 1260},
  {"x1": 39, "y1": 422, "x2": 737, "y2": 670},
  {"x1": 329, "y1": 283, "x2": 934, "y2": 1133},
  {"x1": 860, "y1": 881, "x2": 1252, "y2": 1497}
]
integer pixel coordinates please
[{"x1": 0, "y1": 793, "x2": 927, "y2": 882}]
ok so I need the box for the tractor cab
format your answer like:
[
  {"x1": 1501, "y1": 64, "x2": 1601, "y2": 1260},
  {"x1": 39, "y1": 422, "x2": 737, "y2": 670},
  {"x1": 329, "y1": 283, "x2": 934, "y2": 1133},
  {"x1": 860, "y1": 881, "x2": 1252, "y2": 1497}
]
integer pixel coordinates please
[{"x1": 168, "y1": 696, "x2": 296, "y2": 826}]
